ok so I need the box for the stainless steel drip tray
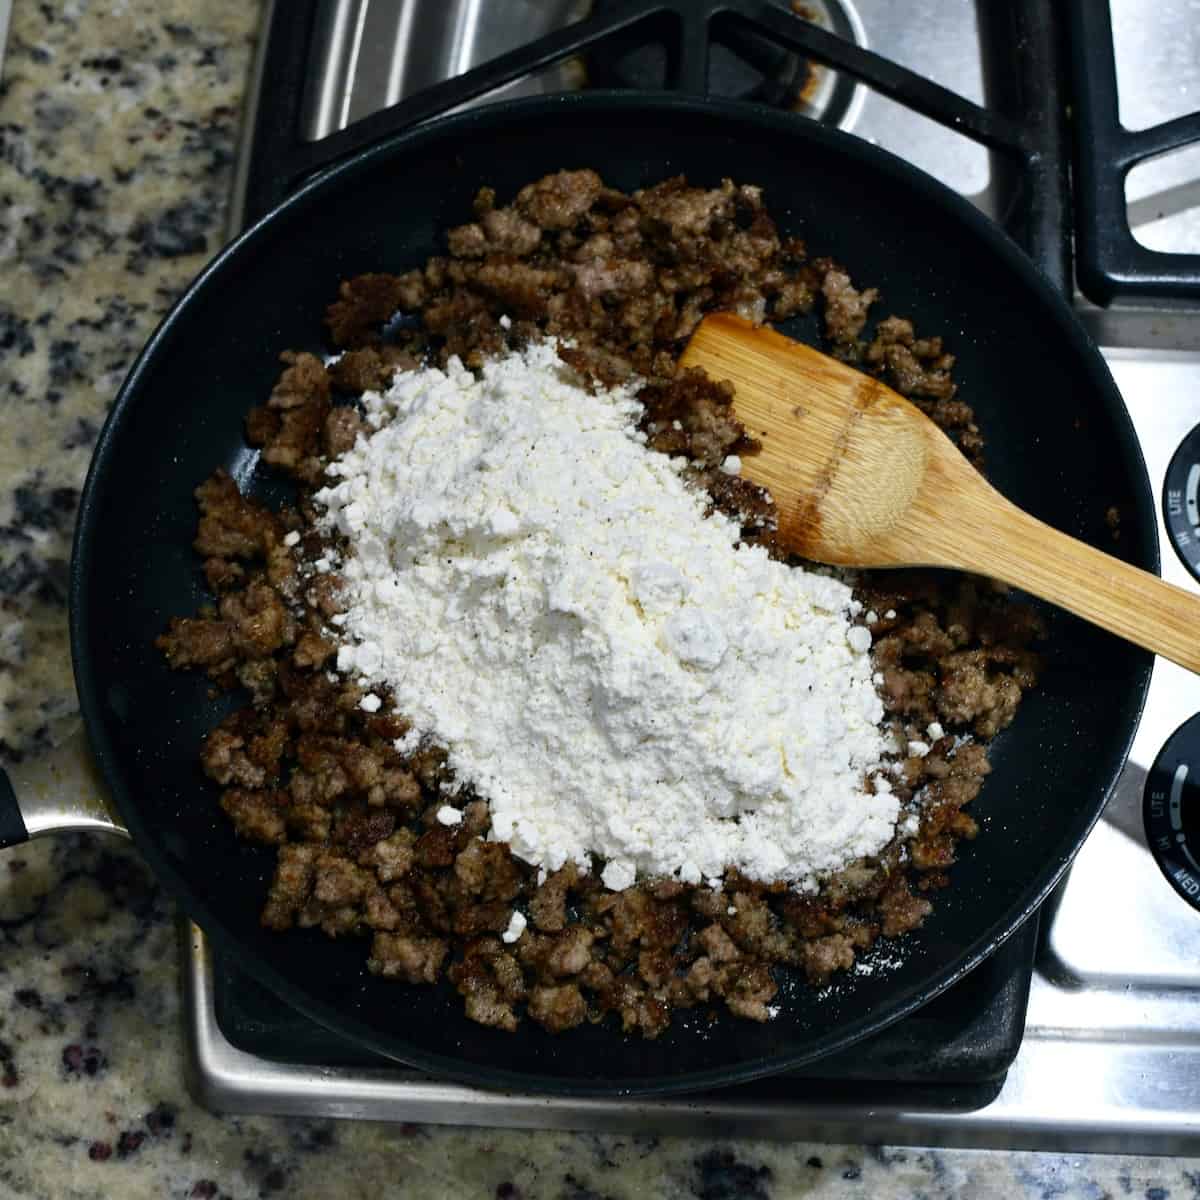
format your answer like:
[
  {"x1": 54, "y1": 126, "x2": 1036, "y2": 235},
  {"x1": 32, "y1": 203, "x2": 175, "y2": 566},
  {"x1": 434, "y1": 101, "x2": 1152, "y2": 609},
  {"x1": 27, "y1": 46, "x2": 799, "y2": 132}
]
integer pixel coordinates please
[{"x1": 182, "y1": 922, "x2": 1200, "y2": 1152}]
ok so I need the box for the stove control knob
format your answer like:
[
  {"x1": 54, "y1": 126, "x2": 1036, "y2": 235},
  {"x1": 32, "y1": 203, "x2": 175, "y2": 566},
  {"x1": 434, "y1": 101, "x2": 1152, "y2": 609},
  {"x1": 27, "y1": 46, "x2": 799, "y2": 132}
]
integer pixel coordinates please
[
  {"x1": 1145, "y1": 713, "x2": 1200, "y2": 910},
  {"x1": 1163, "y1": 424, "x2": 1200, "y2": 584}
]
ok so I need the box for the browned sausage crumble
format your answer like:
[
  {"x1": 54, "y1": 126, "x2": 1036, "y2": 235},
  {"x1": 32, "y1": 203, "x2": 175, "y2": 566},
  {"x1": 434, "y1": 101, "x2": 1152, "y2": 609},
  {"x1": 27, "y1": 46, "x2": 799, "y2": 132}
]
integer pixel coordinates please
[{"x1": 158, "y1": 171, "x2": 1041, "y2": 1037}]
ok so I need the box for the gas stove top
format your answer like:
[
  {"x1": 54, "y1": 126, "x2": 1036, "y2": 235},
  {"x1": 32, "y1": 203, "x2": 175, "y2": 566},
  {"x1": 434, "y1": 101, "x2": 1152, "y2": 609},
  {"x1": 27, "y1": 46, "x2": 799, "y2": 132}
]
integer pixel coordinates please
[{"x1": 187, "y1": 0, "x2": 1200, "y2": 1150}]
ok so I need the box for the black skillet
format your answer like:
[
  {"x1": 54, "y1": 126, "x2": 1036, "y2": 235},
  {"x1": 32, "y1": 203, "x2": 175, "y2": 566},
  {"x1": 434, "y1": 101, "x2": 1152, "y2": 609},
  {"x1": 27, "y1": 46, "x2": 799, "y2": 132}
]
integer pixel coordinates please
[{"x1": 0, "y1": 94, "x2": 1155, "y2": 1096}]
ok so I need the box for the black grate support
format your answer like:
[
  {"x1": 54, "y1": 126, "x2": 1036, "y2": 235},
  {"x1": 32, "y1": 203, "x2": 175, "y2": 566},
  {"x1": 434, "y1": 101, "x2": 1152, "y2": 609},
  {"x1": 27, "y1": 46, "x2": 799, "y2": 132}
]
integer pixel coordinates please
[
  {"x1": 1066, "y1": 0, "x2": 1200, "y2": 305},
  {"x1": 241, "y1": 0, "x2": 1071, "y2": 294}
]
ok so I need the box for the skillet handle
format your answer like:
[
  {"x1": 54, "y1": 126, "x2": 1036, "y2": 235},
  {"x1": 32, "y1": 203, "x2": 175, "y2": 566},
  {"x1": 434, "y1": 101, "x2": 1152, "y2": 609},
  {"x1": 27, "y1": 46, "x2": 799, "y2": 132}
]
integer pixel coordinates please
[
  {"x1": 0, "y1": 727, "x2": 130, "y2": 849},
  {"x1": 0, "y1": 766, "x2": 27, "y2": 849}
]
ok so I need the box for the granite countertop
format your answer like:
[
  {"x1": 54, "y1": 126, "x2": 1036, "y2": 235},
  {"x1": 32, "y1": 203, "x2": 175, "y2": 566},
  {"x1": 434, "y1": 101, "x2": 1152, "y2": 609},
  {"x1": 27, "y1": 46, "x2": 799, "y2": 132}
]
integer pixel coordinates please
[{"x1": 0, "y1": 2, "x2": 1196, "y2": 1196}]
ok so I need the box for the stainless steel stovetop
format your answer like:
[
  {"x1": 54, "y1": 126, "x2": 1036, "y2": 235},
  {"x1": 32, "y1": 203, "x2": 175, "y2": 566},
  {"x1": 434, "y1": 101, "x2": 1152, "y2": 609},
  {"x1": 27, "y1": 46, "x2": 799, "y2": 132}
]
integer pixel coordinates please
[{"x1": 185, "y1": 0, "x2": 1200, "y2": 1151}]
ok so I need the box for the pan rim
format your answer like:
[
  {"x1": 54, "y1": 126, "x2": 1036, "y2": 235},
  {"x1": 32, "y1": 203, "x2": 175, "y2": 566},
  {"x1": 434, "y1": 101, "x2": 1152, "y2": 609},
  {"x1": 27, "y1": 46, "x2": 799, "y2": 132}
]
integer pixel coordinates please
[{"x1": 69, "y1": 89, "x2": 1157, "y2": 1098}]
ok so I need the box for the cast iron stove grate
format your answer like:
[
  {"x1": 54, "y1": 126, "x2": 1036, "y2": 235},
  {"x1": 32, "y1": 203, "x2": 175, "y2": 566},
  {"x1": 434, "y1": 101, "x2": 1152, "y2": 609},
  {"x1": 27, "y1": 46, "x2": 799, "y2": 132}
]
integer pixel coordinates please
[{"x1": 239, "y1": 0, "x2": 1071, "y2": 292}]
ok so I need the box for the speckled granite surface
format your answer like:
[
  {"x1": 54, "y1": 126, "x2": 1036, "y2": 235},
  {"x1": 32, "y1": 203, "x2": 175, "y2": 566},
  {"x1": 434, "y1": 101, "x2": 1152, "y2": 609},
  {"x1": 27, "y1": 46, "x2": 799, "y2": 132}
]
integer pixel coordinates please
[
  {"x1": 0, "y1": 0, "x2": 250, "y2": 761},
  {"x1": 0, "y1": 2, "x2": 1196, "y2": 1197}
]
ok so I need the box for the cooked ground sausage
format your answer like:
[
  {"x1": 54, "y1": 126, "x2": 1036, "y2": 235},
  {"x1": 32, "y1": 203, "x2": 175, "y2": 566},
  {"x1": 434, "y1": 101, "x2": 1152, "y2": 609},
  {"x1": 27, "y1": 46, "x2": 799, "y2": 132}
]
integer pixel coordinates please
[{"x1": 160, "y1": 171, "x2": 1041, "y2": 1037}]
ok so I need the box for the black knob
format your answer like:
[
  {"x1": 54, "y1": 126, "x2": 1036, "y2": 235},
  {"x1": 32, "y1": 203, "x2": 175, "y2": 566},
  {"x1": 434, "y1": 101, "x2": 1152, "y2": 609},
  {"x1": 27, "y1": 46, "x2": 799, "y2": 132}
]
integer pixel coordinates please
[
  {"x1": 1144, "y1": 712, "x2": 1200, "y2": 910},
  {"x1": 1163, "y1": 424, "x2": 1200, "y2": 585}
]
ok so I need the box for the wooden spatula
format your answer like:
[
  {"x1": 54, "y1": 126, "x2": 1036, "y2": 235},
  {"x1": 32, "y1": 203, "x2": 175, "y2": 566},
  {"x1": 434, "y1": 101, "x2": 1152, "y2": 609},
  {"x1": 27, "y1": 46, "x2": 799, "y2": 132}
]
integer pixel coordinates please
[{"x1": 680, "y1": 311, "x2": 1200, "y2": 674}]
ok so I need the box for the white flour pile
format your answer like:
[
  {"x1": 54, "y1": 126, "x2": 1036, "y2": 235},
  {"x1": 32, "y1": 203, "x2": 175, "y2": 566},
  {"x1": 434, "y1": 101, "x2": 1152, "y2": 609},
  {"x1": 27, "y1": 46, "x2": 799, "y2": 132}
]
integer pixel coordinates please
[{"x1": 315, "y1": 340, "x2": 894, "y2": 891}]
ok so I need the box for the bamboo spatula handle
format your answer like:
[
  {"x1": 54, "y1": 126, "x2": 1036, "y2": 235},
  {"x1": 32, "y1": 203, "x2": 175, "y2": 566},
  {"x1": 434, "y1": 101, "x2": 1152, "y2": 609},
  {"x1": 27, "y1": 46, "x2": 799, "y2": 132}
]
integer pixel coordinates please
[{"x1": 953, "y1": 499, "x2": 1200, "y2": 673}]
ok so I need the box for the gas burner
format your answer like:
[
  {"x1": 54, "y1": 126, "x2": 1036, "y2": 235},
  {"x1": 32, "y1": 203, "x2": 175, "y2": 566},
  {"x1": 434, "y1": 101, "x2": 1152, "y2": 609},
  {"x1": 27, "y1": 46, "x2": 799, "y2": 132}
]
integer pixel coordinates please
[{"x1": 585, "y1": 0, "x2": 864, "y2": 126}]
